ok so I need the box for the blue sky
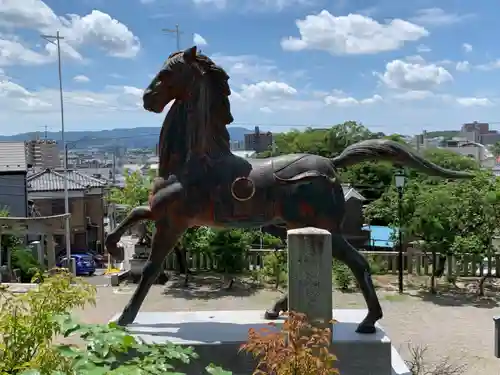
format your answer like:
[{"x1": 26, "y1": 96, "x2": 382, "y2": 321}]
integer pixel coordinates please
[{"x1": 0, "y1": 0, "x2": 499, "y2": 136}]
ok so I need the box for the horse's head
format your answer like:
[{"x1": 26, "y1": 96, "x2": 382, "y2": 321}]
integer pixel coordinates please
[{"x1": 143, "y1": 46, "x2": 204, "y2": 113}]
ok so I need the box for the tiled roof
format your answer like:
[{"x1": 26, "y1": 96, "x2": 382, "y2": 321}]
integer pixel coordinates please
[
  {"x1": 27, "y1": 168, "x2": 108, "y2": 192},
  {"x1": 0, "y1": 142, "x2": 27, "y2": 172}
]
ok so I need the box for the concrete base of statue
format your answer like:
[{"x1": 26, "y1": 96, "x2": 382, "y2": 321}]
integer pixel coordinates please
[{"x1": 111, "y1": 309, "x2": 410, "y2": 375}]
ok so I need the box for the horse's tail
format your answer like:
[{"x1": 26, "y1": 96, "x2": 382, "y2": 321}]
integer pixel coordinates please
[{"x1": 330, "y1": 139, "x2": 474, "y2": 179}]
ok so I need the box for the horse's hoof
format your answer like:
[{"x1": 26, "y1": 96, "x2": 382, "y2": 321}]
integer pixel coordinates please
[
  {"x1": 116, "y1": 313, "x2": 134, "y2": 327},
  {"x1": 264, "y1": 310, "x2": 280, "y2": 320},
  {"x1": 355, "y1": 310, "x2": 382, "y2": 334},
  {"x1": 355, "y1": 324, "x2": 376, "y2": 334}
]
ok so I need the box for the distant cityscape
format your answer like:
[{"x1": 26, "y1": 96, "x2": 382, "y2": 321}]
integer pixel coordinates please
[{"x1": 0, "y1": 120, "x2": 499, "y2": 261}]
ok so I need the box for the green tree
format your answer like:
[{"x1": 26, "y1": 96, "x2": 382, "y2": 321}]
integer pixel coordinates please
[
  {"x1": 109, "y1": 170, "x2": 152, "y2": 210},
  {"x1": 491, "y1": 141, "x2": 500, "y2": 157},
  {"x1": 326, "y1": 121, "x2": 381, "y2": 156},
  {"x1": 208, "y1": 229, "x2": 252, "y2": 273},
  {"x1": 365, "y1": 149, "x2": 499, "y2": 262}
]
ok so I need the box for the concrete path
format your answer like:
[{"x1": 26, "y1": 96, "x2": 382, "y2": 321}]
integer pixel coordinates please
[{"x1": 72, "y1": 278, "x2": 500, "y2": 375}]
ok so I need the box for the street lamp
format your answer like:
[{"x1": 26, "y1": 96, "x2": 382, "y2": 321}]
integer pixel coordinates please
[{"x1": 395, "y1": 168, "x2": 407, "y2": 293}]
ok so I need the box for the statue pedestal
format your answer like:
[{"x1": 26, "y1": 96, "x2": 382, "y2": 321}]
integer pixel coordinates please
[{"x1": 112, "y1": 309, "x2": 410, "y2": 375}]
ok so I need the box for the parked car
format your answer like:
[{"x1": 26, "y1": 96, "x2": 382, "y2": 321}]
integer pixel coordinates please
[
  {"x1": 57, "y1": 248, "x2": 106, "y2": 268},
  {"x1": 57, "y1": 254, "x2": 96, "y2": 276}
]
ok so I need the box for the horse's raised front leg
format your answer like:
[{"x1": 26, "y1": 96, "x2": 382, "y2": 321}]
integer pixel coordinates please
[
  {"x1": 105, "y1": 176, "x2": 180, "y2": 259},
  {"x1": 115, "y1": 181, "x2": 188, "y2": 326},
  {"x1": 105, "y1": 206, "x2": 152, "y2": 258},
  {"x1": 116, "y1": 217, "x2": 186, "y2": 326}
]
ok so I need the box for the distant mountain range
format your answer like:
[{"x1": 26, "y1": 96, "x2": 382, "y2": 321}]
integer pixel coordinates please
[
  {"x1": 0, "y1": 126, "x2": 253, "y2": 150},
  {"x1": 0, "y1": 127, "x2": 462, "y2": 151}
]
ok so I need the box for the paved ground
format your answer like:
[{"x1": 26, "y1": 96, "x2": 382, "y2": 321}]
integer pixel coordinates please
[
  {"x1": 86, "y1": 269, "x2": 109, "y2": 286},
  {"x1": 71, "y1": 275, "x2": 500, "y2": 375}
]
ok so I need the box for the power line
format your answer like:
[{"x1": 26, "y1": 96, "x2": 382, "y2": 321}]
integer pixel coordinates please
[{"x1": 162, "y1": 24, "x2": 183, "y2": 50}]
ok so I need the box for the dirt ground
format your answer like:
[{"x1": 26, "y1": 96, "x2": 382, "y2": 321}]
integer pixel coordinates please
[{"x1": 71, "y1": 273, "x2": 500, "y2": 375}]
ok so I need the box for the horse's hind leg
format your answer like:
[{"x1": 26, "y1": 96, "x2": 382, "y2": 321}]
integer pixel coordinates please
[
  {"x1": 330, "y1": 234, "x2": 382, "y2": 333},
  {"x1": 116, "y1": 217, "x2": 185, "y2": 326},
  {"x1": 172, "y1": 245, "x2": 190, "y2": 287},
  {"x1": 265, "y1": 178, "x2": 382, "y2": 333},
  {"x1": 265, "y1": 232, "x2": 382, "y2": 334}
]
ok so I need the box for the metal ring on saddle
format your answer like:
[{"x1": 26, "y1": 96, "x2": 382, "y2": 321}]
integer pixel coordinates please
[{"x1": 231, "y1": 177, "x2": 256, "y2": 202}]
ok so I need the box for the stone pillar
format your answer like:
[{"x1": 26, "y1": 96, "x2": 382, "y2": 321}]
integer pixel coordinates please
[
  {"x1": 287, "y1": 227, "x2": 332, "y2": 328},
  {"x1": 494, "y1": 316, "x2": 500, "y2": 358},
  {"x1": 40, "y1": 236, "x2": 46, "y2": 268},
  {"x1": 46, "y1": 235, "x2": 56, "y2": 269},
  {"x1": 35, "y1": 240, "x2": 45, "y2": 270},
  {"x1": 0, "y1": 232, "x2": 2, "y2": 282}
]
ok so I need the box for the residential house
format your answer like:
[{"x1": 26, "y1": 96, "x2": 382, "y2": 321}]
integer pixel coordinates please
[
  {"x1": 26, "y1": 169, "x2": 108, "y2": 252},
  {"x1": 0, "y1": 142, "x2": 29, "y2": 217}
]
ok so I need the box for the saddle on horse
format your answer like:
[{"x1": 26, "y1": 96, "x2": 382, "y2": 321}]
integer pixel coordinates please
[{"x1": 212, "y1": 153, "x2": 328, "y2": 225}]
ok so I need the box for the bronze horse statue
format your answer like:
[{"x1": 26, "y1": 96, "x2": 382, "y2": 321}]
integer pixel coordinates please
[{"x1": 105, "y1": 46, "x2": 473, "y2": 333}]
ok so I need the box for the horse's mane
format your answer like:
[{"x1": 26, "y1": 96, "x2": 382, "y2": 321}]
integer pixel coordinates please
[{"x1": 157, "y1": 52, "x2": 233, "y2": 178}]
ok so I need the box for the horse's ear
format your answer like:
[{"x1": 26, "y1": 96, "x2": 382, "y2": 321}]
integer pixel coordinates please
[{"x1": 183, "y1": 46, "x2": 197, "y2": 63}]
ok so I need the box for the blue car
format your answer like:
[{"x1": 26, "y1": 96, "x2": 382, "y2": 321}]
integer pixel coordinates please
[{"x1": 57, "y1": 253, "x2": 96, "y2": 276}]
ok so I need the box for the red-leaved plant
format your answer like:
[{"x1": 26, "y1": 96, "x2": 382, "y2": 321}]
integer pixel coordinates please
[{"x1": 240, "y1": 311, "x2": 338, "y2": 375}]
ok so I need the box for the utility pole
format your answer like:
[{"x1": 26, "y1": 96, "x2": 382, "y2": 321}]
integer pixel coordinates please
[
  {"x1": 41, "y1": 31, "x2": 72, "y2": 272},
  {"x1": 162, "y1": 24, "x2": 183, "y2": 50}
]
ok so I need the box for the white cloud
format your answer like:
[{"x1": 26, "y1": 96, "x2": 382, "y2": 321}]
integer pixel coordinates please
[
  {"x1": 456, "y1": 97, "x2": 493, "y2": 107},
  {"x1": 259, "y1": 106, "x2": 273, "y2": 113},
  {"x1": 377, "y1": 60, "x2": 453, "y2": 91},
  {"x1": 192, "y1": 0, "x2": 227, "y2": 9},
  {"x1": 391, "y1": 90, "x2": 434, "y2": 101},
  {"x1": 281, "y1": 11, "x2": 428, "y2": 55},
  {"x1": 0, "y1": 1, "x2": 140, "y2": 62},
  {"x1": 238, "y1": 81, "x2": 297, "y2": 100},
  {"x1": 476, "y1": 60, "x2": 500, "y2": 71},
  {"x1": 455, "y1": 61, "x2": 470, "y2": 72},
  {"x1": 0, "y1": 75, "x2": 143, "y2": 115},
  {"x1": 193, "y1": 33, "x2": 208, "y2": 46},
  {"x1": 404, "y1": 55, "x2": 426, "y2": 64},
  {"x1": 416, "y1": 44, "x2": 431, "y2": 53},
  {"x1": 324, "y1": 93, "x2": 382, "y2": 106},
  {"x1": 462, "y1": 43, "x2": 472, "y2": 53},
  {"x1": 210, "y1": 53, "x2": 278, "y2": 84},
  {"x1": 192, "y1": 0, "x2": 312, "y2": 11},
  {"x1": 0, "y1": 79, "x2": 33, "y2": 98},
  {"x1": 0, "y1": 37, "x2": 53, "y2": 66},
  {"x1": 410, "y1": 8, "x2": 473, "y2": 26},
  {"x1": 73, "y1": 75, "x2": 90, "y2": 83}
]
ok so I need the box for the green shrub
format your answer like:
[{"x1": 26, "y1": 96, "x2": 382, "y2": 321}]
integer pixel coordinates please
[
  {"x1": 11, "y1": 247, "x2": 41, "y2": 282},
  {"x1": 0, "y1": 270, "x2": 231, "y2": 375},
  {"x1": 332, "y1": 260, "x2": 354, "y2": 291},
  {"x1": 0, "y1": 269, "x2": 96, "y2": 374},
  {"x1": 259, "y1": 251, "x2": 288, "y2": 288},
  {"x1": 208, "y1": 229, "x2": 251, "y2": 273},
  {"x1": 365, "y1": 254, "x2": 388, "y2": 275}
]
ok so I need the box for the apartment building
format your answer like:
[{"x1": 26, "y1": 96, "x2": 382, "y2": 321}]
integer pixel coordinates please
[
  {"x1": 244, "y1": 126, "x2": 273, "y2": 153},
  {"x1": 461, "y1": 121, "x2": 500, "y2": 145},
  {"x1": 25, "y1": 140, "x2": 61, "y2": 169}
]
